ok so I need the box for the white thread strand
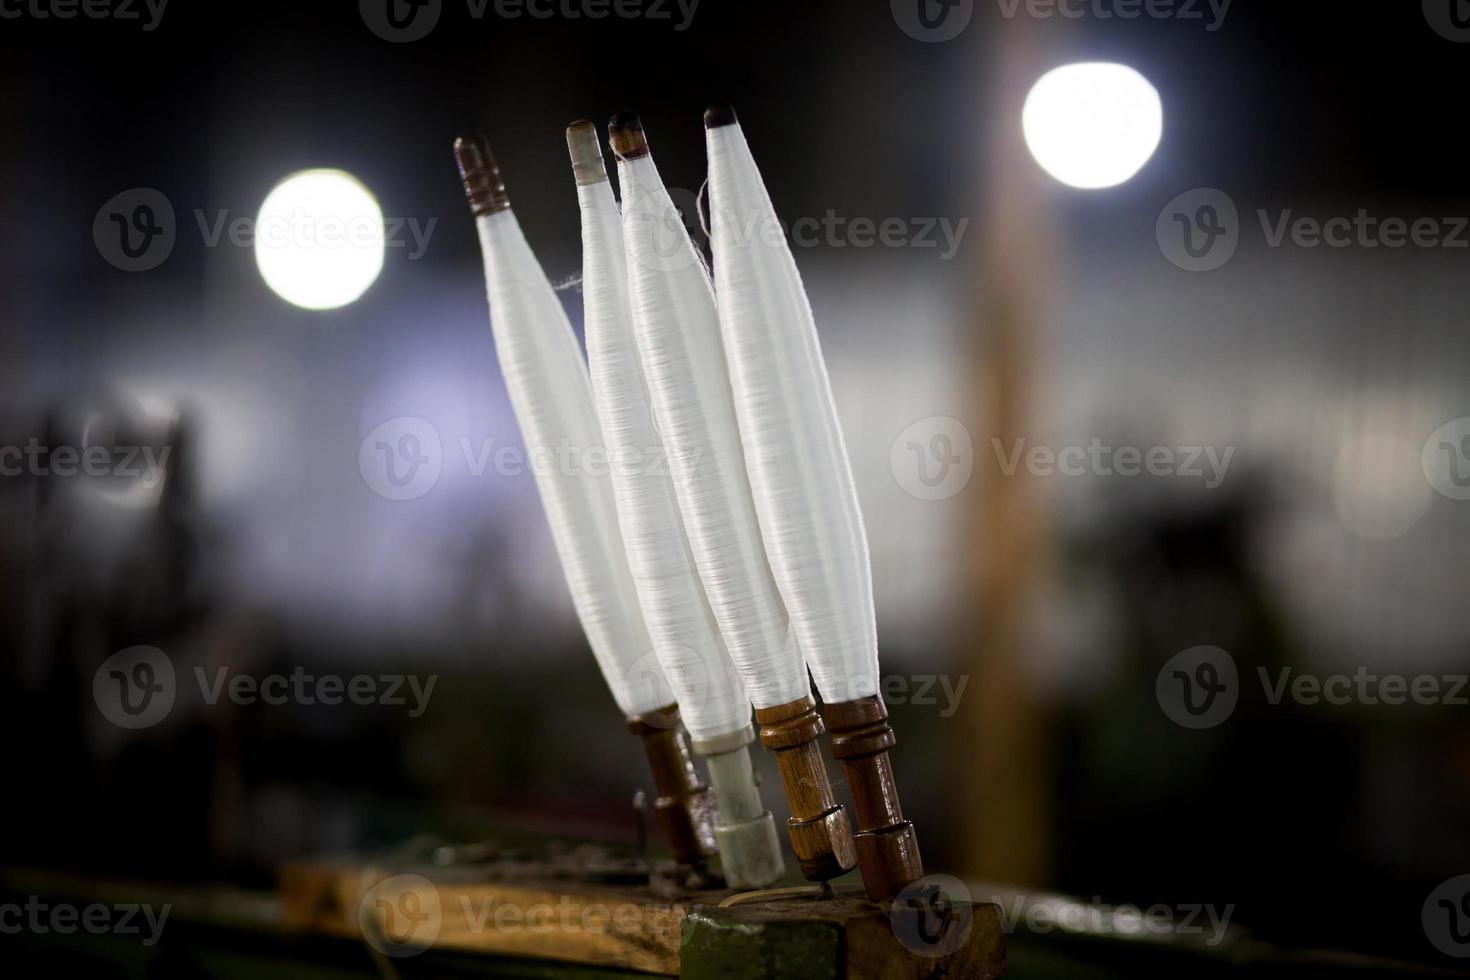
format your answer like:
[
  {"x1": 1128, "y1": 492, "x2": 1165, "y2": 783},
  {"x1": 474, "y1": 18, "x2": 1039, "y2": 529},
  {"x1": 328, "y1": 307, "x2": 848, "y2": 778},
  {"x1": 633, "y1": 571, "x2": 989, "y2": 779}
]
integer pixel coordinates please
[
  {"x1": 474, "y1": 207, "x2": 670, "y2": 717},
  {"x1": 578, "y1": 177, "x2": 750, "y2": 741},
  {"x1": 705, "y1": 121, "x2": 880, "y2": 704},
  {"x1": 618, "y1": 150, "x2": 807, "y2": 710}
]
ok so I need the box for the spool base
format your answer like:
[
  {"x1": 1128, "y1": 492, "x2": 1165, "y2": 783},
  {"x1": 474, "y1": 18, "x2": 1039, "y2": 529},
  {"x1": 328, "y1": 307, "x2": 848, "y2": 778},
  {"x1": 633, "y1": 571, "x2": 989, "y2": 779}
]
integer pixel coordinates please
[
  {"x1": 714, "y1": 811, "x2": 784, "y2": 889},
  {"x1": 629, "y1": 705, "x2": 718, "y2": 866},
  {"x1": 789, "y1": 805, "x2": 858, "y2": 882},
  {"x1": 698, "y1": 727, "x2": 787, "y2": 888},
  {"x1": 825, "y1": 695, "x2": 924, "y2": 898},
  {"x1": 755, "y1": 697, "x2": 858, "y2": 883},
  {"x1": 853, "y1": 821, "x2": 922, "y2": 899}
]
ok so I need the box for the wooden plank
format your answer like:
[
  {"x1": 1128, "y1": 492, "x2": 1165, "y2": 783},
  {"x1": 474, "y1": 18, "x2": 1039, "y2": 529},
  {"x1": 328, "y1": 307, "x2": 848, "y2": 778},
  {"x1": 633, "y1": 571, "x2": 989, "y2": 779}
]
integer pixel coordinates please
[
  {"x1": 281, "y1": 859, "x2": 685, "y2": 974},
  {"x1": 279, "y1": 859, "x2": 1005, "y2": 978}
]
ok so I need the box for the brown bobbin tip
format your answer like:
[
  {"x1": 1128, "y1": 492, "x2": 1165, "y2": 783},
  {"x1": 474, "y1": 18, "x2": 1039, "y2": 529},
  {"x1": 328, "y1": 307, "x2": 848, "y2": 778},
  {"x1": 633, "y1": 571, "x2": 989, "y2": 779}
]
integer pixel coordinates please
[
  {"x1": 607, "y1": 109, "x2": 649, "y2": 161},
  {"x1": 453, "y1": 130, "x2": 509, "y2": 216},
  {"x1": 703, "y1": 103, "x2": 738, "y2": 129},
  {"x1": 566, "y1": 119, "x2": 609, "y2": 186},
  {"x1": 825, "y1": 695, "x2": 924, "y2": 898},
  {"x1": 628, "y1": 704, "x2": 718, "y2": 865},
  {"x1": 754, "y1": 696, "x2": 858, "y2": 882}
]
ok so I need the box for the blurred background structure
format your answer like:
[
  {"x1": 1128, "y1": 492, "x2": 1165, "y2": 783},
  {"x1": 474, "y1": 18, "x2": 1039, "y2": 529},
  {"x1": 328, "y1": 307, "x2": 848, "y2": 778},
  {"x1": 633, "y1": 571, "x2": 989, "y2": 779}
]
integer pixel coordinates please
[{"x1": 2, "y1": 0, "x2": 1468, "y2": 971}]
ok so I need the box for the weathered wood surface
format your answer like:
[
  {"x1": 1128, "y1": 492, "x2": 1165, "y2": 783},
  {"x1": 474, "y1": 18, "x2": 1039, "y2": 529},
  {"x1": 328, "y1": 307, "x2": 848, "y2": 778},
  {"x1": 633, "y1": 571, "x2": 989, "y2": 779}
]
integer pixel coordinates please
[{"x1": 278, "y1": 857, "x2": 1004, "y2": 978}]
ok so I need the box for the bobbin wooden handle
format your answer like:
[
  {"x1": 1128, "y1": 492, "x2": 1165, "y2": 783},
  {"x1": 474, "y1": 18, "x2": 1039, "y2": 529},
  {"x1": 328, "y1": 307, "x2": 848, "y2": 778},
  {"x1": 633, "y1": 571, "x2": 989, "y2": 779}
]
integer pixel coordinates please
[
  {"x1": 754, "y1": 696, "x2": 857, "y2": 882},
  {"x1": 628, "y1": 705, "x2": 717, "y2": 866},
  {"x1": 453, "y1": 131, "x2": 510, "y2": 217},
  {"x1": 825, "y1": 695, "x2": 923, "y2": 899}
]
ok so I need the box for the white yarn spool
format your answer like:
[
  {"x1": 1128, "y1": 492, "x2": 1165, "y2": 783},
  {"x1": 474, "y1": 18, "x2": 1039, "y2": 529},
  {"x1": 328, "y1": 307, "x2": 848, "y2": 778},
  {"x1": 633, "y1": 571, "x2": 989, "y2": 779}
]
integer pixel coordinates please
[
  {"x1": 576, "y1": 155, "x2": 750, "y2": 742},
  {"x1": 615, "y1": 129, "x2": 808, "y2": 711},
  {"x1": 473, "y1": 202, "x2": 671, "y2": 718},
  {"x1": 704, "y1": 112, "x2": 880, "y2": 704}
]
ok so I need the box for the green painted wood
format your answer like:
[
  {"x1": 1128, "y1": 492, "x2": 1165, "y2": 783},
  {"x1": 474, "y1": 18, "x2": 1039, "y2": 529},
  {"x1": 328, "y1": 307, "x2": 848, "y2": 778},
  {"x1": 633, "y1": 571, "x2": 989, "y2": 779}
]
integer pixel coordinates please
[{"x1": 681, "y1": 907, "x2": 843, "y2": 980}]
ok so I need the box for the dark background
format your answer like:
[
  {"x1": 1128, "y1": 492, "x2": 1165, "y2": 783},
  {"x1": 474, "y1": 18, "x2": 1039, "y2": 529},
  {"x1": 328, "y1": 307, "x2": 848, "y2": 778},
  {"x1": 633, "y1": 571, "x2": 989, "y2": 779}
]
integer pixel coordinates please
[{"x1": 2, "y1": 0, "x2": 1468, "y2": 970}]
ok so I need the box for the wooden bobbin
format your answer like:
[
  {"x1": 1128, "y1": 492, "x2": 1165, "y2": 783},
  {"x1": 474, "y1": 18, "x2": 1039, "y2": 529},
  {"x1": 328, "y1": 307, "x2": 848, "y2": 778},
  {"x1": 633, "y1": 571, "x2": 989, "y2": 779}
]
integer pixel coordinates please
[
  {"x1": 453, "y1": 131, "x2": 510, "y2": 216},
  {"x1": 754, "y1": 696, "x2": 857, "y2": 882},
  {"x1": 825, "y1": 695, "x2": 923, "y2": 899},
  {"x1": 627, "y1": 704, "x2": 718, "y2": 867}
]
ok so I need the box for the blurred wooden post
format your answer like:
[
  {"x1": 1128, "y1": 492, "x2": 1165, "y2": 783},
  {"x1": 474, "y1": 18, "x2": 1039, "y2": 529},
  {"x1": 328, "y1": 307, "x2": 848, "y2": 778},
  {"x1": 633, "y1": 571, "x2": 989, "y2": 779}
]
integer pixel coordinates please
[{"x1": 960, "y1": 28, "x2": 1057, "y2": 887}]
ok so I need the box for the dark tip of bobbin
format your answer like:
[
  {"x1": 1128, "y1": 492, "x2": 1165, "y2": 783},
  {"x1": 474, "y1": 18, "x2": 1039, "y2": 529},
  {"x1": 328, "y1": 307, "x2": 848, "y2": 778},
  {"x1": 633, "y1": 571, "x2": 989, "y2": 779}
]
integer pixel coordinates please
[
  {"x1": 607, "y1": 109, "x2": 649, "y2": 161},
  {"x1": 628, "y1": 704, "x2": 718, "y2": 867},
  {"x1": 754, "y1": 695, "x2": 858, "y2": 882},
  {"x1": 825, "y1": 695, "x2": 924, "y2": 899},
  {"x1": 453, "y1": 131, "x2": 510, "y2": 216},
  {"x1": 703, "y1": 103, "x2": 738, "y2": 129}
]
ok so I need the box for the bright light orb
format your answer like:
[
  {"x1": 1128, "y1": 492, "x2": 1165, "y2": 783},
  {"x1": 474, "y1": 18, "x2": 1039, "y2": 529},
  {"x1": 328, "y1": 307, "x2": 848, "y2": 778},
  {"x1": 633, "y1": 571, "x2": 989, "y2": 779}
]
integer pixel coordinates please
[
  {"x1": 255, "y1": 169, "x2": 384, "y2": 310},
  {"x1": 1022, "y1": 63, "x2": 1163, "y2": 190}
]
